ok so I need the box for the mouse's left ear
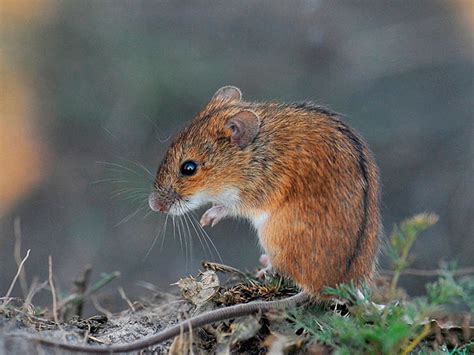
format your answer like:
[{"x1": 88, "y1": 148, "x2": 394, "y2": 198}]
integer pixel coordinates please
[
  {"x1": 211, "y1": 86, "x2": 242, "y2": 103},
  {"x1": 225, "y1": 110, "x2": 260, "y2": 149}
]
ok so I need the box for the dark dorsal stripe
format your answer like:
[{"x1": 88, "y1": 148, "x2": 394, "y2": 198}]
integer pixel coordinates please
[
  {"x1": 288, "y1": 102, "x2": 369, "y2": 271},
  {"x1": 289, "y1": 102, "x2": 340, "y2": 118},
  {"x1": 288, "y1": 102, "x2": 370, "y2": 271},
  {"x1": 335, "y1": 122, "x2": 369, "y2": 272}
]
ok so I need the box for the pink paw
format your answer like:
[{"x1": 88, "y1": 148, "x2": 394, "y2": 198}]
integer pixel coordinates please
[
  {"x1": 256, "y1": 266, "x2": 272, "y2": 280},
  {"x1": 200, "y1": 204, "x2": 227, "y2": 227},
  {"x1": 259, "y1": 254, "x2": 270, "y2": 267},
  {"x1": 256, "y1": 254, "x2": 272, "y2": 279}
]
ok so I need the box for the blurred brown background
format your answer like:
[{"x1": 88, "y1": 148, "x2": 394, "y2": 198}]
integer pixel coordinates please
[{"x1": 1, "y1": 0, "x2": 473, "y2": 311}]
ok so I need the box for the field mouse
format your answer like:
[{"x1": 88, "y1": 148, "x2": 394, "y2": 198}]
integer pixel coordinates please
[
  {"x1": 149, "y1": 85, "x2": 381, "y2": 294},
  {"x1": 22, "y1": 86, "x2": 381, "y2": 352}
]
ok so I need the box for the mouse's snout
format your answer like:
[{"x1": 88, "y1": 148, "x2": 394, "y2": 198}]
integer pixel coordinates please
[
  {"x1": 148, "y1": 192, "x2": 167, "y2": 213},
  {"x1": 148, "y1": 188, "x2": 180, "y2": 214}
]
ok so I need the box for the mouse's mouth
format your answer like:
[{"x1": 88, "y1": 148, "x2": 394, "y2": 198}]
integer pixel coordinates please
[
  {"x1": 148, "y1": 190, "x2": 209, "y2": 216},
  {"x1": 168, "y1": 192, "x2": 209, "y2": 216},
  {"x1": 150, "y1": 188, "x2": 240, "y2": 216}
]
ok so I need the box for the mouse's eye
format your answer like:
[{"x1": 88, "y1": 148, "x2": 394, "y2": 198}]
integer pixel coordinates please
[{"x1": 180, "y1": 160, "x2": 198, "y2": 176}]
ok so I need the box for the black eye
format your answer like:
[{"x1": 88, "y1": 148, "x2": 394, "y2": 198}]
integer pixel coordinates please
[{"x1": 180, "y1": 160, "x2": 198, "y2": 176}]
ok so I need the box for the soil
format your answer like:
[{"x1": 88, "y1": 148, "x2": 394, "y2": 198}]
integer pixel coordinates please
[{"x1": 0, "y1": 265, "x2": 308, "y2": 354}]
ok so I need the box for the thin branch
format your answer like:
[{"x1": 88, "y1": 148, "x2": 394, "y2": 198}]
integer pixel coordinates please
[
  {"x1": 48, "y1": 256, "x2": 61, "y2": 327},
  {"x1": 13, "y1": 217, "x2": 28, "y2": 297},
  {"x1": 91, "y1": 295, "x2": 113, "y2": 319},
  {"x1": 87, "y1": 334, "x2": 111, "y2": 345},
  {"x1": 201, "y1": 261, "x2": 247, "y2": 279},
  {"x1": 402, "y1": 323, "x2": 431, "y2": 355},
  {"x1": 118, "y1": 287, "x2": 135, "y2": 312},
  {"x1": 71, "y1": 264, "x2": 92, "y2": 318},
  {"x1": 58, "y1": 271, "x2": 121, "y2": 309},
  {"x1": 3, "y1": 249, "x2": 31, "y2": 307},
  {"x1": 24, "y1": 278, "x2": 48, "y2": 308}
]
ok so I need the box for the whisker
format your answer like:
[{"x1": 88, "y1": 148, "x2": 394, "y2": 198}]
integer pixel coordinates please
[
  {"x1": 142, "y1": 209, "x2": 154, "y2": 220},
  {"x1": 177, "y1": 215, "x2": 188, "y2": 266},
  {"x1": 171, "y1": 216, "x2": 184, "y2": 255},
  {"x1": 182, "y1": 213, "x2": 194, "y2": 263},
  {"x1": 114, "y1": 193, "x2": 149, "y2": 203},
  {"x1": 102, "y1": 126, "x2": 118, "y2": 140},
  {"x1": 159, "y1": 214, "x2": 170, "y2": 251},
  {"x1": 108, "y1": 186, "x2": 150, "y2": 192},
  {"x1": 144, "y1": 213, "x2": 168, "y2": 259},
  {"x1": 110, "y1": 189, "x2": 149, "y2": 200},
  {"x1": 93, "y1": 178, "x2": 150, "y2": 185},
  {"x1": 141, "y1": 113, "x2": 172, "y2": 144},
  {"x1": 114, "y1": 205, "x2": 146, "y2": 227},
  {"x1": 185, "y1": 213, "x2": 208, "y2": 259},
  {"x1": 96, "y1": 161, "x2": 144, "y2": 177},
  {"x1": 123, "y1": 158, "x2": 155, "y2": 179},
  {"x1": 178, "y1": 214, "x2": 189, "y2": 268},
  {"x1": 189, "y1": 213, "x2": 214, "y2": 260},
  {"x1": 176, "y1": 202, "x2": 191, "y2": 268},
  {"x1": 190, "y1": 212, "x2": 223, "y2": 263},
  {"x1": 94, "y1": 158, "x2": 154, "y2": 228}
]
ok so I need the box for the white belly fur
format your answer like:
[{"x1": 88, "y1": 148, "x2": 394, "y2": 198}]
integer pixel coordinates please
[{"x1": 251, "y1": 212, "x2": 269, "y2": 250}]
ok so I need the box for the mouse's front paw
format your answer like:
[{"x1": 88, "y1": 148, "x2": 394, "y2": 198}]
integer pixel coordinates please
[{"x1": 200, "y1": 204, "x2": 227, "y2": 227}]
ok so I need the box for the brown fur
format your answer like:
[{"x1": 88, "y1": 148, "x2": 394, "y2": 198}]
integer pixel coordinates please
[{"x1": 152, "y1": 89, "x2": 381, "y2": 296}]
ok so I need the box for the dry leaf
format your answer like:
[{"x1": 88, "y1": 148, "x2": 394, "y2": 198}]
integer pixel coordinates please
[
  {"x1": 215, "y1": 315, "x2": 262, "y2": 353},
  {"x1": 169, "y1": 331, "x2": 191, "y2": 355},
  {"x1": 264, "y1": 333, "x2": 306, "y2": 354},
  {"x1": 177, "y1": 270, "x2": 220, "y2": 307}
]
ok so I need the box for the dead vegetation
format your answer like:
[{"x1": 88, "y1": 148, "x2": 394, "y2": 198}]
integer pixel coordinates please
[
  {"x1": 0, "y1": 255, "x2": 304, "y2": 354},
  {"x1": 0, "y1": 215, "x2": 473, "y2": 354}
]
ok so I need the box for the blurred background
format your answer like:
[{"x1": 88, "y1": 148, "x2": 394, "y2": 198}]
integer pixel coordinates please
[{"x1": 1, "y1": 0, "x2": 473, "y2": 312}]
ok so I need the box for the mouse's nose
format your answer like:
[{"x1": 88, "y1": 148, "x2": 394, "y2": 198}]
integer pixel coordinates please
[{"x1": 148, "y1": 192, "x2": 168, "y2": 213}]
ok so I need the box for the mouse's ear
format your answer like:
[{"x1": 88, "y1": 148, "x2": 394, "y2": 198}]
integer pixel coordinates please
[
  {"x1": 225, "y1": 110, "x2": 260, "y2": 148},
  {"x1": 211, "y1": 86, "x2": 242, "y2": 103}
]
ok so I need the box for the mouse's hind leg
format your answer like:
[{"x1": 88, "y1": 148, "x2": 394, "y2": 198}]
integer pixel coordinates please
[{"x1": 256, "y1": 254, "x2": 273, "y2": 279}]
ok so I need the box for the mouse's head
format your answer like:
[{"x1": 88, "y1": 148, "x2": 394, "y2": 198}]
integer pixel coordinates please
[{"x1": 149, "y1": 86, "x2": 261, "y2": 215}]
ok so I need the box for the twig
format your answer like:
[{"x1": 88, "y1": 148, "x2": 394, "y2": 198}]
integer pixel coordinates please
[
  {"x1": 188, "y1": 318, "x2": 194, "y2": 355},
  {"x1": 136, "y1": 280, "x2": 161, "y2": 293},
  {"x1": 402, "y1": 323, "x2": 431, "y2": 354},
  {"x1": 390, "y1": 241, "x2": 414, "y2": 299},
  {"x1": 462, "y1": 313, "x2": 471, "y2": 345},
  {"x1": 48, "y1": 256, "x2": 61, "y2": 327},
  {"x1": 169, "y1": 319, "x2": 187, "y2": 354},
  {"x1": 3, "y1": 249, "x2": 31, "y2": 307},
  {"x1": 58, "y1": 271, "x2": 121, "y2": 309},
  {"x1": 202, "y1": 261, "x2": 247, "y2": 279},
  {"x1": 24, "y1": 278, "x2": 48, "y2": 307},
  {"x1": 118, "y1": 287, "x2": 135, "y2": 312},
  {"x1": 83, "y1": 322, "x2": 92, "y2": 344},
  {"x1": 380, "y1": 267, "x2": 474, "y2": 277},
  {"x1": 87, "y1": 335, "x2": 111, "y2": 345},
  {"x1": 91, "y1": 295, "x2": 113, "y2": 319},
  {"x1": 13, "y1": 217, "x2": 28, "y2": 297},
  {"x1": 71, "y1": 264, "x2": 92, "y2": 317}
]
